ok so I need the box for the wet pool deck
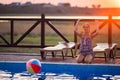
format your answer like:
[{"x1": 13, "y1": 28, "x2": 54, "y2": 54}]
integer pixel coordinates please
[{"x1": 0, "y1": 52, "x2": 120, "y2": 64}]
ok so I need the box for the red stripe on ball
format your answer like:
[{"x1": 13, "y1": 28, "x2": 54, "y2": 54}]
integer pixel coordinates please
[{"x1": 31, "y1": 64, "x2": 41, "y2": 74}]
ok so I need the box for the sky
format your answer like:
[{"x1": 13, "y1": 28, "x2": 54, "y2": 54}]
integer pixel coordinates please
[{"x1": 0, "y1": 0, "x2": 120, "y2": 8}]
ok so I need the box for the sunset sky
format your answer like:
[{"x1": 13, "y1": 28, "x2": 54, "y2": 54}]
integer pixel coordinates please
[{"x1": 0, "y1": 0, "x2": 120, "y2": 8}]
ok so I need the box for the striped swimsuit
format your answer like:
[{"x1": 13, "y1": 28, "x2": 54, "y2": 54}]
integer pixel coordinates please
[{"x1": 80, "y1": 35, "x2": 94, "y2": 56}]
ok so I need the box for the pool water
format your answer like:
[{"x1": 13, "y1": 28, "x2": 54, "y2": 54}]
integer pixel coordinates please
[{"x1": 0, "y1": 61, "x2": 120, "y2": 80}]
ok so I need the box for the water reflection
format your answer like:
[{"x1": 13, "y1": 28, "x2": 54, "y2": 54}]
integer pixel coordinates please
[{"x1": 0, "y1": 70, "x2": 79, "y2": 80}]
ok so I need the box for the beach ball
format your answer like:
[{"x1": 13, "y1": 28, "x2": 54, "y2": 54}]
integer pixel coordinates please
[{"x1": 26, "y1": 59, "x2": 42, "y2": 74}]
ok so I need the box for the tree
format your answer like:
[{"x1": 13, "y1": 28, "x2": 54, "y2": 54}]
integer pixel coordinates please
[{"x1": 92, "y1": 4, "x2": 101, "y2": 8}]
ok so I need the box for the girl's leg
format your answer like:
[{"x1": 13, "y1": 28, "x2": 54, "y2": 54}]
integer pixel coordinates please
[
  {"x1": 76, "y1": 53, "x2": 84, "y2": 63},
  {"x1": 84, "y1": 54, "x2": 93, "y2": 63}
]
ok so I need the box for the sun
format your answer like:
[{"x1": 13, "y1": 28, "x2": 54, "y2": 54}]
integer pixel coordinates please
[
  {"x1": 108, "y1": 0, "x2": 120, "y2": 8},
  {"x1": 95, "y1": 0, "x2": 120, "y2": 8}
]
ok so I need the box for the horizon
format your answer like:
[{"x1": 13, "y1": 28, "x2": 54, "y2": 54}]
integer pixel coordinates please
[{"x1": 0, "y1": 0, "x2": 120, "y2": 8}]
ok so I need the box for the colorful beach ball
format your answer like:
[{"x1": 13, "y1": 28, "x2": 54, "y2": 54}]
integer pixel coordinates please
[{"x1": 26, "y1": 59, "x2": 42, "y2": 74}]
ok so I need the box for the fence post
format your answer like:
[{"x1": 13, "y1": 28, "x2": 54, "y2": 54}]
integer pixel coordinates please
[
  {"x1": 10, "y1": 20, "x2": 14, "y2": 46},
  {"x1": 40, "y1": 14, "x2": 46, "y2": 59},
  {"x1": 108, "y1": 15, "x2": 112, "y2": 47},
  {"x1": 41, "y1": 14, "x2": 45, "y2": 48}
]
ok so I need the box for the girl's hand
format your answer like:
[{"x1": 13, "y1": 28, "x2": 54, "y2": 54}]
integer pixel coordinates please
[{"x1": 74, "y1": 19, "x2": 80, "y2": 31}]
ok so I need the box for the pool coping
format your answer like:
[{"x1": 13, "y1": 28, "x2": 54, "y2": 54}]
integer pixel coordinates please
[{"x1": 0, "y1": 61, "x2": 120, "y2": 67}]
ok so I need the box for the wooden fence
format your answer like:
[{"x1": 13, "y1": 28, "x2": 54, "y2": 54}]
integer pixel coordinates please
[{"x1": 0, "y1": 14, "x2": 120, "y2": 49}]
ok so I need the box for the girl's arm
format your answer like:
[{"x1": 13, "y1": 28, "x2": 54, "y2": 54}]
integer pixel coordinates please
[
  {"x1": 91, "y1": 20, "x2": 99, "y2": 38},
  {"x1": 74, "y1": 19, "x2": 83, "y2": 37}
]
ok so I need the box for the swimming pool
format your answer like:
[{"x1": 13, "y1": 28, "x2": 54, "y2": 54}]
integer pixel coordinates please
[{"x1": 0, "y1": 61, "x2": 120, "y2": 80}]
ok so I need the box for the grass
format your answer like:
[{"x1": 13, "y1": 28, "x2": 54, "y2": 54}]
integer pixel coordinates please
[{"x1": 1, "y1": 34, "x2": 120, "y2": 56}]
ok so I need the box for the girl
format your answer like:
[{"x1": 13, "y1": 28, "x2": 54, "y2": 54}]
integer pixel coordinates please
[{"x1": 74, "y1": 20, "x2": 99, "y2": 63}]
